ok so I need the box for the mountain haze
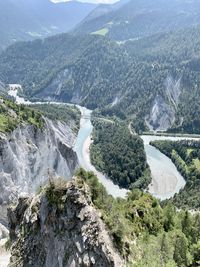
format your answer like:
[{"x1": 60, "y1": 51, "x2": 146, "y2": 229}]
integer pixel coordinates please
[
  {"x1": 75, "y1": 0, "x2": 200, "y2": 41},
  {"x1": 0, "y1": 0, "x2": 96, "y2": 51}
]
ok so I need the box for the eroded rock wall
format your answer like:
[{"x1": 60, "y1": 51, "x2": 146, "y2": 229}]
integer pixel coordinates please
[
  {"x1": 146, "y1": 76, "x2": 181, "y2": 131},
  {"x1": 8, "y1": 177, "x2": 123, "y2": 267},
  {"x1": 0, "y1": 118, "x2": 78, "y2": 209}
]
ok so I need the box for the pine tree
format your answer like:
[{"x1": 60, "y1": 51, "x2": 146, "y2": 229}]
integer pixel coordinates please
[
  {"x1": 173, "y1": 232, "x2": 192, "y2": 267},
  {"x1": 181, "y1": 211, "x2": 192, "y2": 239},
  {"x1": 160, "y1": 233, "x2": 170, "y2": 265}
]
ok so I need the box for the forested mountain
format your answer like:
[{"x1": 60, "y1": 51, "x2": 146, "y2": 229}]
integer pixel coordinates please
[
  {"x1": 75, "y1": 0, "x2": 200, "y2": 41},
  {"x1": 78, "y1": 0, "x2": 128, "y2": 25},
  {"x1": 123, "y1": 27, "x2": 200, "y2": 134},
  {"x1": 0, "y1": 0, "x2": 96, "y2": 51},
  {"x1": 0, "y1": 33, "x2": 130, "y2": 107},
  {"x1": 1, "y1": 25, "x2": 200, "y2": 133}
]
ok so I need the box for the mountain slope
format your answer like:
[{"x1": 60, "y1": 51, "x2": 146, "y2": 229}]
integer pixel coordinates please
[
  {"x1": 77, "y1": 0, "x2": 128, "y2": 25},
  {"x1": 0, "y1": 0, "x2": 96, "y2": 51},
  {"x1": 75, "y1": 0, "x2": 200, "y2": 41},
  {"x1": 0, "y1": 33, "x2": 130, "y2": 107},
  {"x1": 1, "y1": 27, "x2": 200, "y2": 133},
  {"x1": 123, "y1": 27, "x2": 200, "y2": 133}
]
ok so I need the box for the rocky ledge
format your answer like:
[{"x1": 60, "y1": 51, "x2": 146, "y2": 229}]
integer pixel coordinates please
[{"x1": 7, "y1": 177, "x2": 123, "y2": 267}]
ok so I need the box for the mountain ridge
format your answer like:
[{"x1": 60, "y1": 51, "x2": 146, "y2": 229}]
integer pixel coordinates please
[
  {"x1": 0, "y1": 0, "x2": 96, "y2": 51},
  {"x1": 75, "y1": 0, "x2": 200, "y2": 41}
]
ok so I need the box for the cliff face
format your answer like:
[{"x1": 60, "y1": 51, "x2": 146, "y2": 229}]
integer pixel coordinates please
[
  {"x1": 0, "y1": 118, "x2": 78, "y2": 214},
  {"x1": 146, "y1": 76, "x2": 181, "y2": 131},
  {"x1": 145, "y1": 94, "x2": 176, "y2": 131},
  {"x1": 8, "y1": 177, "x2": 123, "y2": 267}
]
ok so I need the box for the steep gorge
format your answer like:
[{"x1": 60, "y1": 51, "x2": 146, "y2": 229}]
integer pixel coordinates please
[{"x1": 0, "y1": 118, "x2": 78, "y2": 225}]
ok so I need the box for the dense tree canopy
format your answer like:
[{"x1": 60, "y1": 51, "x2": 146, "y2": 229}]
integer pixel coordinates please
[{"x1": 90, "y1": 118, "x2": 151, "y2": 189}]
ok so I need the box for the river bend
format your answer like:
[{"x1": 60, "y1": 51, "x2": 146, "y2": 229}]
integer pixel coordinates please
[{"x1": 8, "y1": 88, "x2": 200, "y2": 200}]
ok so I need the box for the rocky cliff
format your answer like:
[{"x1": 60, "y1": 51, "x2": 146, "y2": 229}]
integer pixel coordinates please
[
  {"x1": 0, "y1": 118, "x2": 78, "y2": 225},
  {"x1": 146, "y1": 76, "x2": 181, "y2": 131},
  {"x1": 145, "y1": 94, "x2": 176, "y2": 131},
  {"x1": 7, "y1": 177, "x2": 123, "y2": 267}
]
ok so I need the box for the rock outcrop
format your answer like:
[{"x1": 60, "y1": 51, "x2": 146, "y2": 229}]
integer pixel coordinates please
[
  {"x1": 8, "y1": 177, "x2": 123, "y2": 267},
  {"x1": 0, "y1": 118, "x2": 78, "y2": 223},
  {"x1": 0, "y1": 223, "x2": 9, "y2": 240},
  {"x1": 145, "y1": 94, "x2": 176, "y2": 131},
  {"x1": 146, "y1": 76, "x2": 181, "y2": 131}
]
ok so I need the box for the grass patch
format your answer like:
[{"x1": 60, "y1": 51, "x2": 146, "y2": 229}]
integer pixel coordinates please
[
  {"x1": 107, "y1": 21, "x2": 114, "y2": 26},
  {"x1": 92, "y1": 28, "x2": 109, "y2": 36}
]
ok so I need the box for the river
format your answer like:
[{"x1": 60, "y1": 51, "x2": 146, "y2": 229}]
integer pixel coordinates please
[
  {"x1": 141, "y1": 135, "x2": 199, "y2": 200},
  {"x1": 8, "y1": 88, "x2": 199, "y2": 200},
  {"x1": 8, "y1": 88, "x2": 128, "y2": 198},
  {"x1": 73, "y1": 106, "x2": 128, "y2": 198}
]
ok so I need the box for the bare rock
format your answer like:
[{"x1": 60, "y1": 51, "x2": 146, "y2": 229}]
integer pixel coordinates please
[
  {"x1": 146, "y1": 76, "x2": 181, "y2": 131},
  {"x1": 0, "y1": 118, "x2": 78, "y2": 209},
  {"x1": 8, "y1": 177, "x2": 123, "y2": 267}
]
